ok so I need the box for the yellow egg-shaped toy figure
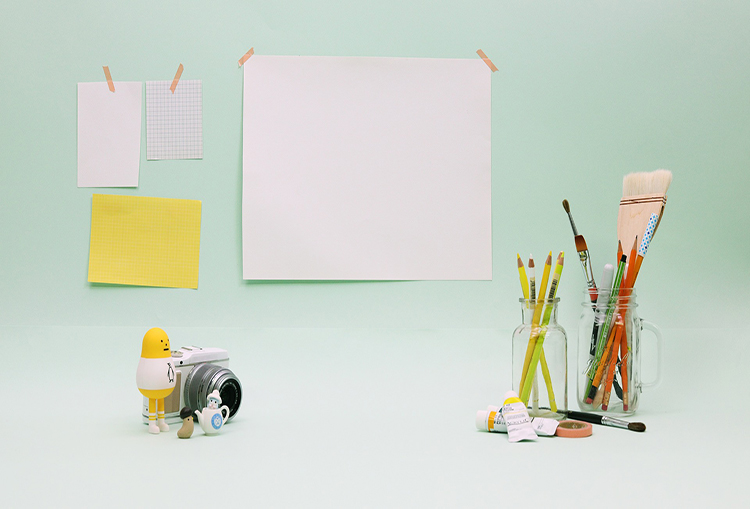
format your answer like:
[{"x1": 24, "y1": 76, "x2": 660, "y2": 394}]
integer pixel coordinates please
[{"x1": 136, "y1": 328, "x2": 176, "y2": 434}]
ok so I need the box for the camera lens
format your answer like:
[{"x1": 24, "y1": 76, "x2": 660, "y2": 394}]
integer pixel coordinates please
[{"x1": 184, "y1": 363, "x2": 242, "y2": 420}]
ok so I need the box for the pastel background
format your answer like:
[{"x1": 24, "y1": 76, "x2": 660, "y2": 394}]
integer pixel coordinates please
[
  {"x1": 1, "y1": 1, "x2": 746, "y2": 330},
  {"x1": 1, "y1": 1, "x2": 747, "y2": 506}
]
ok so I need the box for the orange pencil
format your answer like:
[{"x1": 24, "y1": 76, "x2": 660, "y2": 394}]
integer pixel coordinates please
[
  {"x1": 617, "y1": 237, "x2": 638, "y2": 409},
  {"x1": 602, "y1": 322, "x2": 623, "y2": 410},
  {"x1": 588, "y1": 321, "x2": 619, "y2": 405},
  {"x1": 624, "y1": 237, "x2": 637, "y2": 290},
  {"x1": 620, "y1": 323, "x2": 630, "y2": 411},
  {"x1": 633, "y1": 256, "x2": 644, "y2": 284},
  {"x1": 615, "y1": 242, "x2": 624, "y2": 290}
]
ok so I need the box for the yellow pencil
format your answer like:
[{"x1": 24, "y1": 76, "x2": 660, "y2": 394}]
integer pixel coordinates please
[
  {"x1": 520, "y1": 252, "x2": 564, "y2": 405},
  {"x1": 516, "y1": 254, "x2": 529, "y2": 300},
  {"x1": 519, "y1": 252, "x2": 552, "y2": 391},
  {"x1": 527, "y1": 254, "x2": 538, "y2": 410}
]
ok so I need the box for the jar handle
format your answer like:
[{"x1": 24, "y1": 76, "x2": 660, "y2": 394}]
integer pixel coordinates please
[{"x1": 639, "y1": 319, "x2": 663, "y2": 390}]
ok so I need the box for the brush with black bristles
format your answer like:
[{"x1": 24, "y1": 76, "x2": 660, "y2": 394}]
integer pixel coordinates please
[
  {"x1": 562, "y1": 410, "x2": 646, "y2": 432},
  {"x1": 617, "y1": 169, "x2": 672, "y2": 255},
  {"x1": 562, "y1": 199, "x2": 597, "y2": 304}
]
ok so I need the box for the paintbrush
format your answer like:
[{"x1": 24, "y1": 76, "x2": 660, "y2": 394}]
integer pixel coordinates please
[
  {"x1": 561, "y1": 410, "x2": 646, "y2": 432},
  {"x1": 562, "y1": 199, "x2": 597, "y2": 303},
  {"x1": 617, "y1": 169, "x2": 672, "y2": 254}
]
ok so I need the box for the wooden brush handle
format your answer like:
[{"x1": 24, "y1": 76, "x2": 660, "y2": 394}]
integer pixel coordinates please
[{"x1": 617, "y1": 194, "x2": 666, "y2": 254}]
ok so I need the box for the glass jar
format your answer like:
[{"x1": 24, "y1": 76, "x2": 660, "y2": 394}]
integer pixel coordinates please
[
  {"x1": 577, "y1": 288, "x2": 662, "y2": 415},
  {"x1": 511, "y1": 298, "x2": 567, "y2": 419}
]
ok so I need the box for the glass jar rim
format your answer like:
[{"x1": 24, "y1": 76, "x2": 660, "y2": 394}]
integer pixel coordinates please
[{"x1": 582, "y1": 288, "x2": 638, "y2": 306}]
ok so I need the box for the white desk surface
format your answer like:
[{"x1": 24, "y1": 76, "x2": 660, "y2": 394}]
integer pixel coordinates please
[{"x1": 1, "y1": 326, "x2": 745, "y2": 507}]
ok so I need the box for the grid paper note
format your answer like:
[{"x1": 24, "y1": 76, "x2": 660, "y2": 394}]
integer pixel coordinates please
[
  {"x1": 146, "y1": 79, "x2": 203, "y2": 160},
  {"x1": 88, "y1": 194, "x2": 202, "y2": 289}
]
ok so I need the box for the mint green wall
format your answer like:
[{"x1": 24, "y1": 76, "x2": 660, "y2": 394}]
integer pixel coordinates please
[{"x1": 1, "y1": 1, "x2": 747, "y2": 330}]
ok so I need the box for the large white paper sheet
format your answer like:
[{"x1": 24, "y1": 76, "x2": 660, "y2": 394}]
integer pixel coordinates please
[
  {"x1": 242, "y1": 56, "x2": 492, "y2": 280},
  {"x1": 77, "y1": 81, "x2": 142, "y2": 187}
]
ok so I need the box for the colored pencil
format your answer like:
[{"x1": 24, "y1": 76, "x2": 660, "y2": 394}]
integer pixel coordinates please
[
  {"x1": 516, "y1": 253, "x2": 554, "y2": 406},
  {"x1": 619, "y1": 323, "x2": 630, "y2": 411},
  {"x1": 615, "y1": 237, "x2": 638, "y2": 409},
  {"x1": 602, "y1": 322, "x2": 623, "y2": 410},
  {"x1": 587, "y1": 265, "x2": 614, "y2": 372},
  {"x1": 519, "y1": 252, "x2": 552, "y2": 392},
  {"x1": 520, "y1": 252, "x2": 564, "y2": 406},
  {"x1": 522, "y1": 254, "x2": 538, "y2": 411},
  {"x1": 585, "y1": 254, "x2": 627, "y2": 402},
  {"x1": 589, "y1": 321, "x2": 619, "y2": 404},
  {"x1": 516, "y1": 254, "x2": 529, "y2": 300}
]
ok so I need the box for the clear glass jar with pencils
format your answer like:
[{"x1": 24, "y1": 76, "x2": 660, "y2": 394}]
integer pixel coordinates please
[
  {"x1": 511, "y1": 297, "x2": 568, "y2": 419},
  {"x1": 577, "y1": 288, "x2": 662, "y2": 415}
]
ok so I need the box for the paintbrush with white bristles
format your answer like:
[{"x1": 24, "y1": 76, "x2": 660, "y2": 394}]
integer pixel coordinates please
[{"x1": 617, "y1": 169, "x2": 672, "y2": 254}]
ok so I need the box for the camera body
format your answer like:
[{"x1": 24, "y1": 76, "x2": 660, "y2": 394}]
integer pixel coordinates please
[{"x1": 141, "y1": 346, "x2": 242, "y2": 424}]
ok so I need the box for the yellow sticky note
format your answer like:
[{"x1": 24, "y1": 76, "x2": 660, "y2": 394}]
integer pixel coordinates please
[{"x1": 88, "y1": 194, "x2": 202, "y2": 289}]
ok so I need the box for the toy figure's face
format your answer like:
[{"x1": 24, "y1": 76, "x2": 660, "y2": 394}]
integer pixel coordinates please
[
  {"x1": 141, "y1": 328, "x2": 171, "y2": 359},
  {"x1": 208, "y1": 399, "x2": 218, "y2": 409}
]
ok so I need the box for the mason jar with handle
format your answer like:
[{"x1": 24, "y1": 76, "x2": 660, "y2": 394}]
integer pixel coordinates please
[{"x1": 577, "y1": 288, "x2": 662, "y2": 415}]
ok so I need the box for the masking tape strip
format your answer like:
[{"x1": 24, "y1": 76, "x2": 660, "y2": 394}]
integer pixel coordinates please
[
  {"x1": 170, "y1": 63, "x2": 184, "y2": 94},
  {"x1": 555, "y1": 420, "x2": 593, "y2": 438},
  {"x1": 102, "y1": 66, "x2": 115, "y2": 92},
  {"x1": 476, "y1": 49, "x2": 498, "y2": 72},
  {"x1": 238, "y1": 47, "x2": 254, "y2": 67}
]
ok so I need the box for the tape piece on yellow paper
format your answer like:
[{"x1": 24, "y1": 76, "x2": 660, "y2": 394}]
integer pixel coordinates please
[{"x1": 88, "y1": 194, "x2": 202, "y2": 288}]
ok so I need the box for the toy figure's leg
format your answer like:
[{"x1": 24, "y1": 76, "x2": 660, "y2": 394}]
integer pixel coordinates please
[
  {"x1": 157, "y1": 398, "x2": 169, "y2": 432},
  {"x1": 148, "y1": 398, "x2": 159, "y2": 434}
]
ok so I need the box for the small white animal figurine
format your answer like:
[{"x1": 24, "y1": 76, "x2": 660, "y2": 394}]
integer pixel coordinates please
[{"x1": 194, "y1": 390, "x2": 230, "y2": 435}]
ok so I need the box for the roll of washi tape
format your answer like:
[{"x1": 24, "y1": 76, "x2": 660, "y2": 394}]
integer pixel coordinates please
[{"x1": 555, "y1": 420, "x2": 593, "y2": 438}]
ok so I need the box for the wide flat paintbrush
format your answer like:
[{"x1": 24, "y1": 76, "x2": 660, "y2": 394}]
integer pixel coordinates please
[
  {"x1": 562, "y1": 199, "x2": 597, "y2": 303},
  {"x1": 617, "y1": 169, "x2": 672, "y2": 253}
]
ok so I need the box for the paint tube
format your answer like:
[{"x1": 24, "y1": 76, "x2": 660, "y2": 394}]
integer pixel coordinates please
[
  {"x1": 501, "y1": 391, "x2": 538, "y2": 442},
  {"x1": 476, "y1": 405, "x2": 559, "y2": 436}
]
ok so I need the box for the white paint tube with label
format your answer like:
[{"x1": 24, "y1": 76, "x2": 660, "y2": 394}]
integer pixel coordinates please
[
  {"x1": 501, "y1": 390, "x2": 538, "y2": 442},
  {"x1": 476, "y1": 406, "x2": 559, "y2": 436}
]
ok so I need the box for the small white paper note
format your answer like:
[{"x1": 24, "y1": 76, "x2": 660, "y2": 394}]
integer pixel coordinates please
[
  {"x1": 146, "y1": 79, "x2": 203, "y2": 160},
  {"x1": 77, "y1": 81, "x2": 142, "y2": 187},
  {"x1": 242, "y1": 55, "x2": 492, "y2": 280}
]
